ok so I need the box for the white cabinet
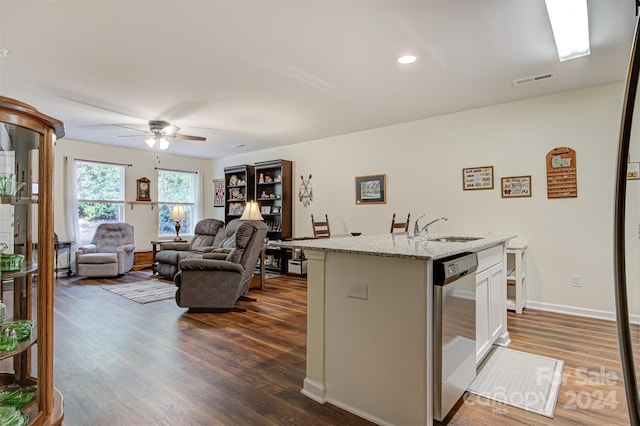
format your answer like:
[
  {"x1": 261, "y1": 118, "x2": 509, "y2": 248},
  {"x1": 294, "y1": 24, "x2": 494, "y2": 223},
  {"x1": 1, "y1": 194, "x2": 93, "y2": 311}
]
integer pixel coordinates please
[
  {"x1": 506, "y1": 241, "x2": 527, "y2": 314},
  {"x1": 476, "y1": 245, "x2": 509, "y2": 365}
]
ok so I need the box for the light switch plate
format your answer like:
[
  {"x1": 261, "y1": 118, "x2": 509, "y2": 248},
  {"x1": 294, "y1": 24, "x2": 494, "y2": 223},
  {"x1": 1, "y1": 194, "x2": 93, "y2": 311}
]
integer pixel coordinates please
[{"x1": 347, "y1": 283, "x2": 368, "y2": 300}]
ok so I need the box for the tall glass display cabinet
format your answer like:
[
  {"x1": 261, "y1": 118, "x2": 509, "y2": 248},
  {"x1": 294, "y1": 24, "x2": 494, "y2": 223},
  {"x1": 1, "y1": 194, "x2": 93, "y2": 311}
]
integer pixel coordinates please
[{"x1": 0, "y1": 97, "x2": 64, "y2": 425}]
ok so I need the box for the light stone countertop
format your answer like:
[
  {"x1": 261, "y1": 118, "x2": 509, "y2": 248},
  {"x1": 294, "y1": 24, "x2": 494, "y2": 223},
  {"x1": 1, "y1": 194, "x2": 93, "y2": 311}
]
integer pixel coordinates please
[{"x1": 273, "y1": 232, "x2": 517, "y2": 261}]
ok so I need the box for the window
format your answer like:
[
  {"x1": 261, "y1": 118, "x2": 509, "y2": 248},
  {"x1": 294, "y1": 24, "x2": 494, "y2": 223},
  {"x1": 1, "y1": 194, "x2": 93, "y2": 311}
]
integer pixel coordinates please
[
  {"x1": 76, "y1": 161, "x2": 125, "y2": 244},
  {"x1": 157, "y1": 169, "x2": 197, "y2": 237}
]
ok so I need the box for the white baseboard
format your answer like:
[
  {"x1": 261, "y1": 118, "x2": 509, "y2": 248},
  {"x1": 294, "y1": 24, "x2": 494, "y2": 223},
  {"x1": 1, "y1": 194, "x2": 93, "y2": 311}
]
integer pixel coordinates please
[
  {"x1": 301, "y1": 378, "x2": 326, "y2": 403},
  {"x1": 525, "y1": 300, "x2": 640, "y2": 325}
]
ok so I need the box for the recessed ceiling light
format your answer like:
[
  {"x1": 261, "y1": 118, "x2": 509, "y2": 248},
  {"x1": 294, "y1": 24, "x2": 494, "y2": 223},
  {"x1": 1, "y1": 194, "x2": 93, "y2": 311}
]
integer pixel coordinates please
[{"x1": 398, "y1": 54, "x2": 418, "y2": 64}]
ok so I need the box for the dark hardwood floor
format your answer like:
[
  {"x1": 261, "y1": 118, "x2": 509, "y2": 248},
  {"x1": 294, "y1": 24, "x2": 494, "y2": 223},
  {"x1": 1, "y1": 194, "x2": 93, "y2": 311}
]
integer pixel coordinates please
[{"x1": 52, "y1": 271, "x2": 636, "y2": 425}]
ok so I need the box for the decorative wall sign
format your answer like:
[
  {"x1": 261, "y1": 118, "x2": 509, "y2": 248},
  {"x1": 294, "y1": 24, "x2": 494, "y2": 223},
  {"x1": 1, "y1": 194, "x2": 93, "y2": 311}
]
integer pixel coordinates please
[
  {"x1": 501, "y1": 175, "x2": 532, "y2": 198},
  {"x1": 355, "y1": 174, "x2": 386, "y2": 204},
  {"x1": 213, "y1": 179, "x2": 225, "y2": 207},
  {"x1": 462, "y1": 166, "x2": 494, "y2": 190},
  {"x1": 546, "y1": 147, "x2": 577, "y2": 198},
  {"x1": 298, "y1": 174, "x2": 313, "y2": 207},
  {"x1": 627, "y1": 162, "x2": 640, "y2": 180}
]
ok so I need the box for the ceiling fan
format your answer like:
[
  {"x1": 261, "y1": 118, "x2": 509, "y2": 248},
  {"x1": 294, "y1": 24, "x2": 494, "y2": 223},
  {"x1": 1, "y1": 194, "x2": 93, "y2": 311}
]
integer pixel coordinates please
[{"x1": 119, "y1": 120, "x2": 206, "y2": 150}]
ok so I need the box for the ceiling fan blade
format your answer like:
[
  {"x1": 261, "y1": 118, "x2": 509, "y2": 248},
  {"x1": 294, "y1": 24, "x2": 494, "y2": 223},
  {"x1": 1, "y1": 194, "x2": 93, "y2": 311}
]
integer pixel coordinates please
[
  {"x1": 115, "y1": 124, "x2": 149, "y2": 133},
  {"x1": 173, "y1": 134, "x2": 206, "y2": 141},
  {"x1": 118, "y1": 134, "x2": 146, "y2": 138}
]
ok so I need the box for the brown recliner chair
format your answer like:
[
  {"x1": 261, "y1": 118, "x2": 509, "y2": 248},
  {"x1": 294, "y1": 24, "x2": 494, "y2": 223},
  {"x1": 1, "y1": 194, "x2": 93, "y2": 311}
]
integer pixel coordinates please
[
  {"x1": 155, "y1": 218, "x2": 225, "y2": 279},
  {"x1": 174, "y1": 219, "x2": 268, "y2": 312}
]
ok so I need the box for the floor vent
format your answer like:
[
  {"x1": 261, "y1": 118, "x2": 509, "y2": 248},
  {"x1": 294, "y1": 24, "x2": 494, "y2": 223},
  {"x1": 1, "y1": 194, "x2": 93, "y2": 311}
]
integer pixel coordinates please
[{"x1": 512, "y1": 73, "x2": 556, "y2": 86}]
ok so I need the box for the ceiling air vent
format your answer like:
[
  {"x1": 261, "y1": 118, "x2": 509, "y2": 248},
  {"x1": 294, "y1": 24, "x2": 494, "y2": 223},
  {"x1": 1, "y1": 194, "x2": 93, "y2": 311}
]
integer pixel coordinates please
[{"x1": 512, "y1": 73, "x2": 556, "y2": 86}]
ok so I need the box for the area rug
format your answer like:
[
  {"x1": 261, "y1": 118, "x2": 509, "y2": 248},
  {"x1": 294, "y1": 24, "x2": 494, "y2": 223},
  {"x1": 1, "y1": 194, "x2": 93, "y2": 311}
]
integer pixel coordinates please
[
  {"x1": 102, "y1": 280, "x2": 176, "y2": 304},
  {"x1": 467, "y1": 346, "x2": 564, "y2": 418}
]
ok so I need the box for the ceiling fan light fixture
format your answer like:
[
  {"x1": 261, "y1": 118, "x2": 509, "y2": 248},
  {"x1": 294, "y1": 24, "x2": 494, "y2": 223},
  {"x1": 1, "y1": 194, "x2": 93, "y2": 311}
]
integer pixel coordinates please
[
  {"x1": 158, "y1": 136, "x2": 170, "y2": 150},
  {"x1": 145, "y1": 135, "x2": 156, "y2": 148}
]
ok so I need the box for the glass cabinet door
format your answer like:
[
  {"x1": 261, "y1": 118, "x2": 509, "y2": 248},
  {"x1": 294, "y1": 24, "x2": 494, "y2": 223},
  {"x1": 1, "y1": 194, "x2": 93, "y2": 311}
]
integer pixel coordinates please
[{"x1": 0, "y1": 96, "x2": 64, "y2": 425}]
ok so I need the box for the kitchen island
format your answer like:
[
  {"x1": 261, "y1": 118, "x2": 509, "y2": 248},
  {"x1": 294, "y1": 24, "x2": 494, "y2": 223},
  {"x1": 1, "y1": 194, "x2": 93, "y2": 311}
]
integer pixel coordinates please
[{"x1": 275, "y1": 232, "x2": 515, "y2": 425}]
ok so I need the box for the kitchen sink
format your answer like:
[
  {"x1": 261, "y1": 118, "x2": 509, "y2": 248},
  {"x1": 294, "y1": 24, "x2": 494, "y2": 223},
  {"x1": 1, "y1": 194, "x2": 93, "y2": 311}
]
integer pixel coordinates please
[{"x1": 428, "y1": 236, "x2": 482, "y2": 243}]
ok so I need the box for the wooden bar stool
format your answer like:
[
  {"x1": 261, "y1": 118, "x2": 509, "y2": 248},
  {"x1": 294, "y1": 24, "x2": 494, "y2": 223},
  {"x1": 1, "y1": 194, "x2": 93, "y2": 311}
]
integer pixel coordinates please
[
  {"x1": 311, "y1": 214, "x2": 331, "y2": 238},
  {"x1": 390, "y1": 213, "x2": 410, "y2": 233}
]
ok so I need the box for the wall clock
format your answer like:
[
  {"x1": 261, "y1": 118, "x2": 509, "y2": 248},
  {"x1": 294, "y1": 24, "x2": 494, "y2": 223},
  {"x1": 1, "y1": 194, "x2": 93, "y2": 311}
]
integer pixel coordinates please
[{"x1": 136, "y1": 177, "x2": 151, "y2": 201}]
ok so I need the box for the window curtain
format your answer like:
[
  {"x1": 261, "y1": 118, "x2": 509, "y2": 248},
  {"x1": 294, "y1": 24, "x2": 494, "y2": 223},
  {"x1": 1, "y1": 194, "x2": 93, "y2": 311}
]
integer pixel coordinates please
[
  {"x1": 64, "y1": 157, "x2": 80, "y2": 269},
  {"x1": 194, "y1": 171, "x2": 202, "y2": 226}
]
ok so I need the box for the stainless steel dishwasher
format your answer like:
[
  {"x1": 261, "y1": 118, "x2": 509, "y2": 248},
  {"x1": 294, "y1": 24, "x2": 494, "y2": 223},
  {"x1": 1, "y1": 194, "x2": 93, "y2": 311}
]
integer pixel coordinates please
[{"x1": 433, "y1": 252, "x2": 478, "y2": 421}]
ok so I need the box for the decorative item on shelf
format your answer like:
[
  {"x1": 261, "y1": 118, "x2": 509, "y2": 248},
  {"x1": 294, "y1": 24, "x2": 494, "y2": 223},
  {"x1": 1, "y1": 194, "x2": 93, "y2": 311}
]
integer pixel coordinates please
[
  {"x1": 271, "y1": 206, "x2": 281, "y2": 215},
  {"x1": 261, "y1": 190, "x2": 267, "y2": 198},
  {"x1": 259, "y1": 173, "x2": 265, "y2": 184},
  {"x1": 275, "y1": 175, "x2": 282, "y2": 182},
  {"x1": 169, "y1": 205, "x2": 187, "y2": 241},
  {"x1": 229, "y1": 202, "x2": 245, "y2": 216},
  {"x1": 0, "y1": 254, "x2": 24, "y2": 272},
  {"x1": 229, "y1": 175, "x2": 238, "y2": 186},
  {"x1": 230, "y1": 187, "x2": 243, "y2": 200},
  {"x1": 265, "y1": 175, "x2": 272, "y2": 183},
  {"x1": 136, "y1": 177, "x2": 151, "y2": 201},
  {"x1": 240, "y1": 201, "x2": 264, "y2": 221},
  {"x1": 260, "y1": 205, "x2": 271, "y2": 215}
]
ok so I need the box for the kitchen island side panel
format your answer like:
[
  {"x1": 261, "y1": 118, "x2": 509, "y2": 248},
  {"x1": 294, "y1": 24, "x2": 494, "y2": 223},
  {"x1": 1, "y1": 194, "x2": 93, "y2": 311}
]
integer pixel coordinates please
[{"x1": 323, "y1": 252, "x2": 433, "y2": 426}]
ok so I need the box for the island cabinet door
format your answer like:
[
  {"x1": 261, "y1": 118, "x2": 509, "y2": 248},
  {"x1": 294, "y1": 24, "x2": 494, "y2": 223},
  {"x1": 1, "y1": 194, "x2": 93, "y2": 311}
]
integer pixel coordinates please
[
  {"x1": 476, "y1": 268, "x2": 490, "y2": 364},
  {"x1": 487, "y1": 261, "x2": 506, "y2": 342}
]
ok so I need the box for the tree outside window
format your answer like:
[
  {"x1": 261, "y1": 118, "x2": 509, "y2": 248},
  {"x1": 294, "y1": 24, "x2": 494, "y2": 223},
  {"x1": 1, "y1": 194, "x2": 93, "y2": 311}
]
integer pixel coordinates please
[
  {"x1": 76, "y1": 161, "x2": 125, "y2": 243},
  {"x1": 158, "y1": 170, "x2": 196, "y2": 237}
]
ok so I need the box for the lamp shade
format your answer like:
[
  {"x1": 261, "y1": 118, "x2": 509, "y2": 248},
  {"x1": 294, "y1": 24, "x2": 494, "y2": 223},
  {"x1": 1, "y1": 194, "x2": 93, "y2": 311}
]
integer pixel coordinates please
[
  {"x1": 169, "y1": 205, "x2": 187, "y2": 220},
  {"x1": 240, "y1": 201, "x2": 264, "y2": 221}
]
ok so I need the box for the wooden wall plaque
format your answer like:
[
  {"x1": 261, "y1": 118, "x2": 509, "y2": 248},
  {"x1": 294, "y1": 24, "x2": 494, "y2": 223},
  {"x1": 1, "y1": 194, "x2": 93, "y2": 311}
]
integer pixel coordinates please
[{"x1": 546, "y1": 147, "x2": 577, "y2": 198}]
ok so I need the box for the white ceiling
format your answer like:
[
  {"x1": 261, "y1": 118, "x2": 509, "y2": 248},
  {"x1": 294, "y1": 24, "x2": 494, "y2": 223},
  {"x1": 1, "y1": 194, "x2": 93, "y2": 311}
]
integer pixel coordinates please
[{"x1": 0, "y1": 0, "x2": 637, "y2": 159}]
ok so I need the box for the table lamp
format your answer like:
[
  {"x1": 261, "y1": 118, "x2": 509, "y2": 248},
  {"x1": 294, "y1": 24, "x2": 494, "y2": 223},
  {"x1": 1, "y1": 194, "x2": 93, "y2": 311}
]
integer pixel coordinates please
[
  {"x1": 240, "y1": 201, "x2": 264, "y2": 221},
  {"x1": 169, "y1": 205, "x2": 187, "y2": 241}
]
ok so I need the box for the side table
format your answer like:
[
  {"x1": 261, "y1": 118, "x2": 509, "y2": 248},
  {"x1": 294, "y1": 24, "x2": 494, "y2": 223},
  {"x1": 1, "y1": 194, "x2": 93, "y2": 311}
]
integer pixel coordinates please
[
  {"x1": 150, "y1": 240, "x2": 173, "y2": 275},
  {"x1": 54, "y1": 241, "x2": 73, "y2": 276}
]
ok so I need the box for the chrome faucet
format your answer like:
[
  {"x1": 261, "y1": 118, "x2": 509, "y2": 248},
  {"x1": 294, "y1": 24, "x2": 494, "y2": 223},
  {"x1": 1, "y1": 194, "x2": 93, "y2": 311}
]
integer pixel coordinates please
[
  {"x1": 415, "y1": 216, "x2": 448, "y2": 238},
  {"x1": 413, "y1": 215, "x2": 425, "y2": 237}
]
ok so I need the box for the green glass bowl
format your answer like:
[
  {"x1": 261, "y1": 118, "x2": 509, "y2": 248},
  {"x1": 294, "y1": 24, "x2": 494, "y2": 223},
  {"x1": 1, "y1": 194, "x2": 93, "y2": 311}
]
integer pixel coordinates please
[{"x1": 0, "y1": 321, "x2": 33, "y2": 341}]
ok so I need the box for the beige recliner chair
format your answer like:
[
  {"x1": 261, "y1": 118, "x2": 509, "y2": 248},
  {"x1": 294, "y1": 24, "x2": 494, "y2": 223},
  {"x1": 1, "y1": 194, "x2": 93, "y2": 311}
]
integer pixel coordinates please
[
  {"x1": 175, "y1": 219, "x2": 268, "y2": 312},
  {"x1": 75, "y1": 223, "x2": 135, "y2": 277}
]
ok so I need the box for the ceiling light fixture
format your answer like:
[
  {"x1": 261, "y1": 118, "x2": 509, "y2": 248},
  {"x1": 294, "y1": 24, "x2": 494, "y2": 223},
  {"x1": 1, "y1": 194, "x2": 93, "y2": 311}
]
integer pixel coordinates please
[
  {"x1": 545, "y1": 0, "x2": 590, "y2": 61},
  {"x1": 145, "y1": 134, "x2": 170, "y2": 150},
  {"x1": 397, "y1": 54, "x2": 418, "y2": 64}
]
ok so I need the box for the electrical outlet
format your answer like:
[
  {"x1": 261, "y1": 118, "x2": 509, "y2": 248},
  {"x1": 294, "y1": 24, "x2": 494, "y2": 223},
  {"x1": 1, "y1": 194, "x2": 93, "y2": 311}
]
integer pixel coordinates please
[
  {"x1": 571, "y1": 275, "x2": 583, "y2": 288},
  {"x1": 347, "y1": 283, "x2": 368, "y2": 300}
]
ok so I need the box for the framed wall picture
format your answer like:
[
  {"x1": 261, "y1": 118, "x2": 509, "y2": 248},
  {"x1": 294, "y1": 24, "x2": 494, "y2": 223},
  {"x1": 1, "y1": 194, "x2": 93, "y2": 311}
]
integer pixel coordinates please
[
  {"x1": 136, "y1": 177, "x2": 151, "y2": 201},
  {"x1": 213, "y1": 179, "x2": 225, "y2": 207},
  {"x1": 501, "y1": 175, "x2": 532, "y2": 198},
  {"x1": 355, "y1": 174, "x2": 386, "y2": 204},
  {"x1": 462, "y1": 166, "x2": 494, "y2": 190},
  {"x1": 628, "y1": 162, "x2": 640, "y2": 180},
  {"x1": 271, "y1": 205, "x2": 281, "y2": 215}
]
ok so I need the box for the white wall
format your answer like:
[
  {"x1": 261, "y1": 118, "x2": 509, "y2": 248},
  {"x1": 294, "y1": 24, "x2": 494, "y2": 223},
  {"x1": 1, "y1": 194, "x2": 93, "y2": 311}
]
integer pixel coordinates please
[
  {"x1": 212, "y1": 82, "x2": 639, "y2": 316},
  {"x1": 53, "y1": 139, "x2": 211, "y2": 251}
]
